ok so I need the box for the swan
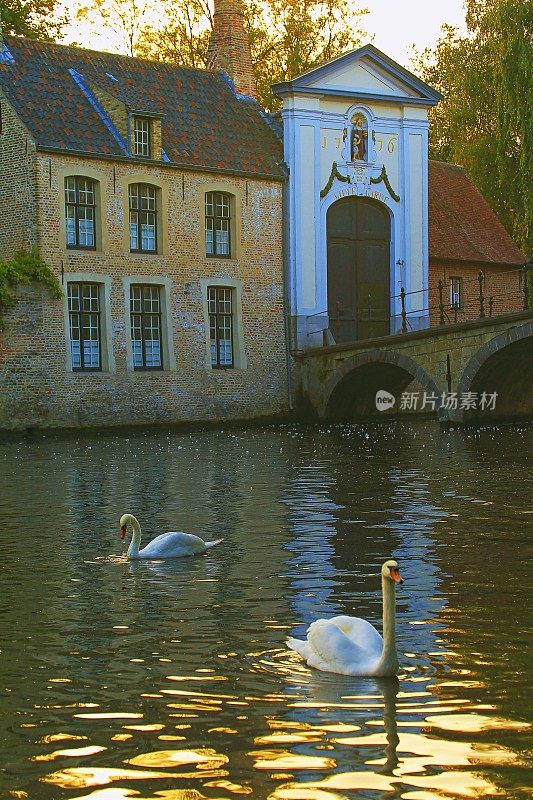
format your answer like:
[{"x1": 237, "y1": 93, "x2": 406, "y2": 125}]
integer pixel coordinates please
[
  {"x1": 119, "y1": 513, "x2": 223, "y2": 560},
  {"x1": 287, "y1": 560, "x2": 403, "y2": 677}
]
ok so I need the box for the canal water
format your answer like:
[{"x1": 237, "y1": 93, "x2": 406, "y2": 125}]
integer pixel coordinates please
[{"x1": 0, "y1": 421, "x2": 531, "y2": 800}]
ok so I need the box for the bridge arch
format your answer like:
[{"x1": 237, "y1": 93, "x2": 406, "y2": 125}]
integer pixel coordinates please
[
  {"x1": 321, "y1": 348, "x2": 441, "y2": 420},
  {"x1": 456, "y1": 321, "x2": 533, "y2": 421}
]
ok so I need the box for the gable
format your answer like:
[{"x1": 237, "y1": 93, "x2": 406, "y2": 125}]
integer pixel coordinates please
[
  {"x1": 309, "y1": 58, "x2": 423, "y2": 98},
  {"x1": 273, "y1": 44, "x2": 441, "y2": 105}
]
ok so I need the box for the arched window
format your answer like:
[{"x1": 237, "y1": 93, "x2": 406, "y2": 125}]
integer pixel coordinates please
[
  {"x1": 129, "y1": 183, "x2": 158, "y2": 253},
  {"x1": 65, "y1": 176, "x2": 97, "y2": 249},
  {"x1": 350, "y1": 112, "x2": 369, "y2": 162},
  {"x1": 205, "y1": 191, "x2": 232, "y2": 257}
]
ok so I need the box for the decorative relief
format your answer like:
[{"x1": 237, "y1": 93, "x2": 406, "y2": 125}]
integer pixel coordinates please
[{"x1": 321, "y1": 161, "x2": 400, "y2": 203}]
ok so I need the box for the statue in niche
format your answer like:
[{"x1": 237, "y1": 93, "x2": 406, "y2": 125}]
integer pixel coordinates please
[{"x1": 351, "y1": 112, "x2": 368, "y2": 161}]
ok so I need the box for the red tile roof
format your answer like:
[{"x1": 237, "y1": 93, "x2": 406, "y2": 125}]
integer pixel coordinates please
[
  {"x1": 428, "y1": 160, "x2": 524, "y2": 266},
  {"x1": 0, "y1": 36, "x2": 284, "y2": 180}
]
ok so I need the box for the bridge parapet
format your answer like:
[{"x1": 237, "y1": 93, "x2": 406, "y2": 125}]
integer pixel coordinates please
[{"x1": 299, "y1": 311, "x2": 533, "y2": 423}]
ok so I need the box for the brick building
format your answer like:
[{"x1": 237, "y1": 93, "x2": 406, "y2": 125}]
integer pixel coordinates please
[
  {"x1": 0, "y1": 21, "x2": 289, "y2": 430},
  {"x1": 0, "y1": 1, "x2": 526, "y2": 431},
  {"x1": 427, "y1": 160, "x2": 525, "y2": 324}
]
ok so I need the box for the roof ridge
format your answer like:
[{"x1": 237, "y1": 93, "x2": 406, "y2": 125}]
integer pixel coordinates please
[
  {"x1": 4, "y1": 34, "x2": 217, "y2": 79},
  {"x1": 429, "y1": 159, "x2": 467, "y2": 172}
]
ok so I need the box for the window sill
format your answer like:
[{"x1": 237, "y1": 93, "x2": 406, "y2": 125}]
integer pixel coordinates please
[{"x1": 70, "y1": 369, "x2": 113, "y2": 375}]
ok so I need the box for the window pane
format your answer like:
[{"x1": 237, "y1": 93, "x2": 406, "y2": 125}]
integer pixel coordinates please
[
  {"x1": 141, "y1": 216, "x2": 156, "y2": 251},
  {"x1": 65, "y1": 178, "x2": 76, "y2": 204},
  {"x1": 215, "y1": 224, "x2": 229, "y2": 255},
  {"x1": 130, "y1": 285, "x2": 142, "y2": 313},
  {"x1": 82, "y1": 283, "x2": 99, "y2": 312},
  {"x1": 132, "y1": 339, "x2": 143, "y2": 368},
  {"x1": 68, "y1": 283, "x2": 80, "y2": 311},
  {"x1": 143, "y1": 286, "x2": 160, "y2": 313},
  {"x1": 144, "y1": 338, "x2": 161, "y2": 368},
  {"x1": 78, "y1": 207, "x2": 95, "y2": 247},
  {"x1": 129, "y1": 186, "x2": 139, "y2": 210},
  {"x1": 205, "y1": 219, "x2": 214, "y2": 255},
  {"x1": 141, "y1": 185, "x2": 156, "y2": 210},
  {"x1": 66, "y1": 208, "x2": 77, "y2": 246}
]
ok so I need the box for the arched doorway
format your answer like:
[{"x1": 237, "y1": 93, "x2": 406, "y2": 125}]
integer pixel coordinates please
[{"x1": 327, "y1": 197, "x2": 391, "y2": 342}]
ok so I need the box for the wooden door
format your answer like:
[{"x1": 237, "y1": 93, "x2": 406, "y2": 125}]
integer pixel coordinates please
[{"x1": 327, "y1": 197, "x2": 390, "y2": 342}]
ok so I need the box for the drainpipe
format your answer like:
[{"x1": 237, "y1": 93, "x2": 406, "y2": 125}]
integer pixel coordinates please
[{"x1": 280, "y1": 162, "x2": 293, "y2": 411}]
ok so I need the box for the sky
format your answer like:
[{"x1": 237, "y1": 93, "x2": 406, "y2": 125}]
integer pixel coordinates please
[
  {"x1": 362, "y1": 0, "x2": 468, "y2": 67},
  {"x1": 62, "y1": 0, "x2": 469, "y2": 71}
]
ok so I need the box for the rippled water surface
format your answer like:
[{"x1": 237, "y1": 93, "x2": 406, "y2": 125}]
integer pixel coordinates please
[{"x1": 1, "y1": 421, "x2": 532, "y2": 800}]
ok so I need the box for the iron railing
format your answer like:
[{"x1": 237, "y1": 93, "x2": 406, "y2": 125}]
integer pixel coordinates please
[{"x1": 307, "y1": 263, "x2": 532, "y2": 339}]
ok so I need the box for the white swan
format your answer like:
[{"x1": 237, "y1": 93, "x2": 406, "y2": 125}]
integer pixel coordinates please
[
  {"x1": 119, "y1": 513, "x2": 223, "y2": 560},
  {"x1": 287, "y1": 560, "x2": 403, "y2": 677}
]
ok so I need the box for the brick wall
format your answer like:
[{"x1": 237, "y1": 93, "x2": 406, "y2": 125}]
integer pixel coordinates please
[
  {"x1": 0, "y1": 95, "x2": 37, "y2": 257},
  {"x1": 0, "y1": 150, "x2": 288, "y2": 430},
  {"x1": 208, "y1": 0, "x2": 256, "y2": 97},
  {"x1": 428, "y1": 261, "x2": 524, "y2": 325}
]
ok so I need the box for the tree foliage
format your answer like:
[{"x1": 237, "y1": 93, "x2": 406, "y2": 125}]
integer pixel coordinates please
[
  {"x1": 0, "y1": 0, "x2": 68, "y2": 39},
  {"x1": 414, "y1": 0, "x2": 532, "y2": 253},
  {"x1": 135, "y1": 0, "x2": 368, "y2": 110},
  {"x1": 0, "y1": 250, "x2": 62, "y2": 330},
  {"x1": 76, "y1": 0, "x2": 151, "y2": 57}
]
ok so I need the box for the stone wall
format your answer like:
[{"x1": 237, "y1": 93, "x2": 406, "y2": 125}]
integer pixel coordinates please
[
  {"x1": 0, "y1": 150, "x2": 288, "y2": 430},
  {"x1": 0, "y1": 95, "x2": 37, "y2": 257},
  {"x1": 301, "y1": 311, "x2": 533, "y2": 422}
]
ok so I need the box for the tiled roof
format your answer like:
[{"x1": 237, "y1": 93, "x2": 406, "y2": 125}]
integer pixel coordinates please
[
  {"x1": 0, "y1": 36, "x2": 284, "y2": 179},
  {"x1": 428, "y1": 160, "x2": 524, "y2": 266}
]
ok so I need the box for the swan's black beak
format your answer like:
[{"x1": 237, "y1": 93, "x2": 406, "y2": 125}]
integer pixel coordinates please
[{"x1": 120, "y1": 524, "x2": 127, "y2": 540}]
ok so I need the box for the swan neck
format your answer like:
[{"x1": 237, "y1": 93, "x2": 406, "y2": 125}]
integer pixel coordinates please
[
  {"x1": 127, "y1": 516, "x2": 142, "y2": 557},
  {"x1": 381, "y1": 575, "x2": 397, "y2": 658}
]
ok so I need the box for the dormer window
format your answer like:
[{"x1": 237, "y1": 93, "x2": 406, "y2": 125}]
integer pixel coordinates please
[
  {"x1": 133, "y1": 116, "x2": 151, "y2": 158},
  {"x1": 350, "y1": 112, "x2": 368, "y2": 162}
]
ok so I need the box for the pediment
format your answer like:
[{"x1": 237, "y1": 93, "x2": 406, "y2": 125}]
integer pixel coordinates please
[{"x1": 273, "y1": 44, "x2": 441, "y2": 105}]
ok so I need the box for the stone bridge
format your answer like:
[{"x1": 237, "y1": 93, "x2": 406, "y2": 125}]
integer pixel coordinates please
[{"x1": 298, "y1": 310, "x2": 533, "y2": 423}]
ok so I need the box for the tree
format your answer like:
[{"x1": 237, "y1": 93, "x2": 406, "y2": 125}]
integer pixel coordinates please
[
  {"x1": 414, "y1": 0, "x2": 532, "y2": 253},
  {"x1": 0, "y1": 0, "x2": 68, "y2": 39},
  {"x1": 135, "y1": 0, "x2": 368, "y2": 110},
  {"x1": 135, "y1": 0, "x2": 213, "y2": 69},
  {"x1": 76, "y1": 0, "x2": 151, "y2": 57}
]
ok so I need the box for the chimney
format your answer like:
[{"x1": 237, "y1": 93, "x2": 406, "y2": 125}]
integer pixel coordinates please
[{"x1": 207, "y1": 0, "x2": 256, "y2": 98}]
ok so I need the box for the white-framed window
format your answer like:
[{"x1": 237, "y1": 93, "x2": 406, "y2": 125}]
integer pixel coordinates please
[
  {"x1": 67, "y1": 281, "x2": 101, "y2": 370},
  {"x1": 129, "y1": 183, "x2": 158, "y2": 253},
  {"x1": 63, "y1": 273, "x2": 115, "y2": 374},
  {"x1": 123, "y1": 276, "x2": 176, "y2": 372},
  {"x1": 201, "y1": 278, "x2": 246, "y2": 370},
  {"x1": 450, "y1": 276, "x2": 463, "y2": 309},
  {"x1": 129, "y1": 284, "x2": 163, "y2": 369},
  {"x1": 208, "y1": 286, "x2": 234, "y2": 368},
  {"x1": 133, "y1": 116, "x2": 151, "y2": 158},
  {"x1": 205, "y1": 192, "x2": 231, "y2": 257},
  {"x1": 65, "y1": 176, "x2": 97, "y2": 249}
]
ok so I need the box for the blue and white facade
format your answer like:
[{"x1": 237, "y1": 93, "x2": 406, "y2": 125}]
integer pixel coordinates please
[{"x1": 273, "y1": 45, "x2": 441, "y2": 350}]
